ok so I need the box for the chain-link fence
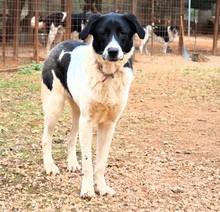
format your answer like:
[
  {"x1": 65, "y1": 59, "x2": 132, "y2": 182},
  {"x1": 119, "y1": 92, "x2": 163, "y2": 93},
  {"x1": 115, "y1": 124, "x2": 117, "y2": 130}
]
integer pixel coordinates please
[{"x1": 0, "y1": 0, "x2": 219, "y2": 70}]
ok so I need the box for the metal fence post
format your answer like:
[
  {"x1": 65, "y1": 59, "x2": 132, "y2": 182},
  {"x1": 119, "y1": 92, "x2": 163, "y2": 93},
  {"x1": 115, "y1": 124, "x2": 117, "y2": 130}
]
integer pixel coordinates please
[{"x1": 212, "y1": 0, "x2": 220, "y2": 55}]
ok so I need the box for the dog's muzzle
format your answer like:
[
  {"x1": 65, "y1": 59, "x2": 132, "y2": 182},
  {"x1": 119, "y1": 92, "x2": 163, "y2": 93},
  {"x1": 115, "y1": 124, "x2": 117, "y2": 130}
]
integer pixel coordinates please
[{"x1": 102, "y1": 47, "x2": 124, "y2": 61}]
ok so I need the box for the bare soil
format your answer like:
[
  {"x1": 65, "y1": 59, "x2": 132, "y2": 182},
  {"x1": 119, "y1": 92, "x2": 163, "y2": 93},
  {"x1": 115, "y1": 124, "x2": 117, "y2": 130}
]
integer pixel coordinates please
[{"x1": 0, "y1": 51, "x2": 220, "y2": 211}]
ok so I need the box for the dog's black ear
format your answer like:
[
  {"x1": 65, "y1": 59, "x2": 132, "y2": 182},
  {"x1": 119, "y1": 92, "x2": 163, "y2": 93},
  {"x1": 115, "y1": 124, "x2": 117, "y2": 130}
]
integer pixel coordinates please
[
  {"x1": 124, "y1": 13, "x2": 145, "y2": 39},
  {"x1": 79, "y1": 13, "x2": 102, "y2": 40}
]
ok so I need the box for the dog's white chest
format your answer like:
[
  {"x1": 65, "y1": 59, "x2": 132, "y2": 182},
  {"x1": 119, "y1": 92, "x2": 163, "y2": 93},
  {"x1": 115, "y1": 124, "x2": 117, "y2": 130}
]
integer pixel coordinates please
[{"x1": 66, "y1": 45, "x2": 134, "y2": 110}]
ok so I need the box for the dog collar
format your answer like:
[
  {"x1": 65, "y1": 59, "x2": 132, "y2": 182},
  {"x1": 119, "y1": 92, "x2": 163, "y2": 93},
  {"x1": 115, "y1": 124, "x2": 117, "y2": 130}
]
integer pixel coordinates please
[
  {"x1": 96, "y1": 58, "x2": 132, "y2": 82},
  {"x1": 97, "y1": 62, "x2": 117, "y2": 82},
  {"x1": 102, "y1": 72, "x2": 115, "y2": 82}
]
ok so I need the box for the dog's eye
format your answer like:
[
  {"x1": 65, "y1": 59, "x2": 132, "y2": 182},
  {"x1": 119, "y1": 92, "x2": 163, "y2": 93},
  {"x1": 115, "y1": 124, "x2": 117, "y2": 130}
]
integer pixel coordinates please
[
  {"x1": 99, "y1": 31, "x2": 107, "y2": 38},
  {"x1": 119, "y1": 31, "x2": 126, "y2": 37}
]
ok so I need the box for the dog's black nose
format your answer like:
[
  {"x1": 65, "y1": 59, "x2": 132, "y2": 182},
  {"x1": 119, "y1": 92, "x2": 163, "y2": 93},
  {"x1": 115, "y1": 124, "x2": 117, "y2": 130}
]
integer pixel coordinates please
[{"x1": 107, "y1": 47, "x2": 119, "y2": 59}]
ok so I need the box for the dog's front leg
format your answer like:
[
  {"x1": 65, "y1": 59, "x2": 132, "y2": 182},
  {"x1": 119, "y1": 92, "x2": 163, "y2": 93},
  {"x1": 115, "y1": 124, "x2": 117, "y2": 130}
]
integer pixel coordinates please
[
  {"x1": 139, "y1": 39, "x2": 144, "y2": 54},
  {"x1": 79, "y1": 116, "x2": 95, "y2": 199},
  {"x1": 46, "y1": 24, "x2": 58, "y2": 53},
  {"x1": 94, "y1": 121, "x2": 117, "y2": 197},
  {"x1": 140, "y1": 38, "x2": 150, "y2": 55}
]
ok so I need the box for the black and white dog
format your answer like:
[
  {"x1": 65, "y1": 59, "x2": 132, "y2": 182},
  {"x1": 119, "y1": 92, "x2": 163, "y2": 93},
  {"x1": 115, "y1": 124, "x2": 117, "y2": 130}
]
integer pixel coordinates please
[
  {"x1": 31, "y1": 12, "x2": 93, "y2": 52},
  {"x1": 41, "y1": 13, "x2": 145, "y2": 199},
  {"x1": 139, "y1": 25, "x2": 178, "y2": 54}
]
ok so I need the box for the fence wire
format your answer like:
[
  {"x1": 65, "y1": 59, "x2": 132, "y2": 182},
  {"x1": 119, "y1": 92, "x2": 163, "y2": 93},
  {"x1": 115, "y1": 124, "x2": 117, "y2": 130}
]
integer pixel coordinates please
[{"x1": 0, "y1": 0, "x2": 219, "y2": 70}]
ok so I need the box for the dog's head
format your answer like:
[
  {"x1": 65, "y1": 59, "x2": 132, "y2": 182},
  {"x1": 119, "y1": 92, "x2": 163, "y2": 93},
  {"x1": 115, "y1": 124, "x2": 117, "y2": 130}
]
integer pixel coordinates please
[
  {"x1": 167, "y1": 26, "x2": 178, "y2": 42},
  {"x1": 168, "y1": 26, "x2": 179, "y2": 36},
  {"x1": 31, "y1": 16, "x2": 45, "y2": 29},
  {"x1": 80, "y1": 13, "x2": 145, "y2": 62}
]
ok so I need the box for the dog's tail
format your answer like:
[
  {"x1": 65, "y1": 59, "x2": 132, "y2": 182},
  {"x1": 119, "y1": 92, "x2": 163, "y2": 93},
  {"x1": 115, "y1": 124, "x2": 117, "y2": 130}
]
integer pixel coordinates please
[{"x1": 31, "y1": 16, "x2": 45, "y2": 29}]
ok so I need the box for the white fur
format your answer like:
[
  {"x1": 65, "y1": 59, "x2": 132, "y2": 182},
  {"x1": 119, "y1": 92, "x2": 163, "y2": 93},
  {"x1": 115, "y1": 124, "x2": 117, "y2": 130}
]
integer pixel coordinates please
[
  {"x1": 31, "y1": 16, "x2": 45, "y2": 29},
  {"x1": 47, "y1": 23, "x2": 59, "y2": 53},
  {"x1": 61, "y1": 12, "x2": 67, "y2": 22}
]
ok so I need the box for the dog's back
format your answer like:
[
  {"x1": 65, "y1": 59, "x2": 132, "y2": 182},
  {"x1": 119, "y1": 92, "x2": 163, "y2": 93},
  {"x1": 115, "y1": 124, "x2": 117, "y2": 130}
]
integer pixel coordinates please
[
  {"x1": 43, "y1": 12, "x2": 66, "y2": 33},
  {"x1": 42, "y1": 40, "x2": 87, "y2": 92}
]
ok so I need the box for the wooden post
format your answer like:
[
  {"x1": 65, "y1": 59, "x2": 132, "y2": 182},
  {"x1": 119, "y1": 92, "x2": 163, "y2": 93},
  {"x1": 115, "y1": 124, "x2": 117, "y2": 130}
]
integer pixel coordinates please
[
  {"x1": 179, "y1": 0, "x2": 184, "y2": 54},
  {"x1": 13, "y1": 0, "x2": 20, "y2": 60},
  {"x1": 113, "y1": 0, "x2": 117, "y2": 12},
  {"x1": 33, "y1": 0, "x2": 39, "y2": 62},
  {"x1": 65, "y1": 0, "x2": 72, "y2": 40},
  {"x1": 61, "y1": 0, "x2": 65, "y2": 12},
  {"x1": 2, "y1": 0, "x2": 6, "y2": 64},
  {"x1": 212, "y1": 0, "x2": 220, "y2": 55},
  {"x1": 132, "y1": 0, "x2": 137, "y2": 15}
]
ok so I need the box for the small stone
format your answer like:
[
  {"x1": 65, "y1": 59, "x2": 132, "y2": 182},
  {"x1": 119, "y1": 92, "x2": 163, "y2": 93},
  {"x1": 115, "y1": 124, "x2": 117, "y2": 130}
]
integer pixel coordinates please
[{"x1": 170, "y1": 186, "x2": 184, "y2": 193}]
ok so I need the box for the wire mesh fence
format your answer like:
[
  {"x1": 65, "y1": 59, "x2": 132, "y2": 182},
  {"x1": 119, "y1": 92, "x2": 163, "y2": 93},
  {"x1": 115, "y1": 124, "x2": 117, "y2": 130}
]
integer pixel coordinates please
[{"x1": 0, "y1": 0, "x2": 219, "y2": 70}]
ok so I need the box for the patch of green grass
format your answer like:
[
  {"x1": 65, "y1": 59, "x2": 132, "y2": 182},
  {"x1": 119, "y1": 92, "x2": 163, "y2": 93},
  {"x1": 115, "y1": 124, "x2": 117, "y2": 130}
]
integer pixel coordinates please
[
  {"x1": 18, "y1": 61, "x2": 43, "y2": 75},
  {"x1": 0, "y1": 146, "x2": 6, "y2": 155},
  {"x1": 0, "y1": 80, "x2": 21, "y2": 88}
]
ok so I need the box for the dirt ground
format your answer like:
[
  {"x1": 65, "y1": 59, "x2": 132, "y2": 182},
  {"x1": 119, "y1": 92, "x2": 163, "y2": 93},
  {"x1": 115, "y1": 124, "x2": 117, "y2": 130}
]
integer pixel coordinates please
[{"x1": 0, "y1": 51, "x2": 220, "y2": 211}]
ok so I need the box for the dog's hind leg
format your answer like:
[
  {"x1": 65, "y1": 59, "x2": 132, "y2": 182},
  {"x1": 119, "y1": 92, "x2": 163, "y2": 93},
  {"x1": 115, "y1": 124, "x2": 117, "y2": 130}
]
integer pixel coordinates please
[
  {"x1": 94, "y1": 121, "x2": 117, "y2": 196},
  {"x1": 67, "y1": 100, "x2": 81, "y2": 172},
  {"x1": 41, "y1": 79, "x2": 65, "y2": 175},
  {"x1": 144, "y1": 40, "x2": 151, "y2": 55},
  {"x1": 162, "y1": 42, "x2": 168, "y2": 53},
  {"x1": 139, "y1": 39, "x2": 144, "y2": 54},
  {"x1": 140, "y1": 37, "x2": 150, "y2": 55},
  {"x1": 139, "y1": 32, "x2": 147, "y2": 54}
]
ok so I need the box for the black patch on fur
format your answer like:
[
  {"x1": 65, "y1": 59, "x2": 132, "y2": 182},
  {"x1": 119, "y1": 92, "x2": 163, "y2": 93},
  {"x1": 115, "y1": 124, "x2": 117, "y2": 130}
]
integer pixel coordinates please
[
  {"x1": 42, "y1": 40, "x2": 87, "y2": 95},
  {"x1": 70, "y1": 12, "x2": 92, "y2": 32},
  {"x1": 43, "y1": 12, "x2": 93, "y2": 34},
  {"x1": 44, "y1": 12, "x2": 66, "y2": 34},
  {"x1": 154, "y1": 26, "x2": 169, "y2": 42},
  {"x1": 123, "y1": 58, "x2": 133, "y2": 70}
]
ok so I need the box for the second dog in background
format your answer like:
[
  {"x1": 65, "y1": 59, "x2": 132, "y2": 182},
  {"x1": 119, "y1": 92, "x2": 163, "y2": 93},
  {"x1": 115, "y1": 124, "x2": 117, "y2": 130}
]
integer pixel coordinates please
[
  {"x1": 31, "y1": 12, "x2": 93, "y2": 52},
  {"x1": 139, "y1": 25, "x2": 178, "y2": 54}
]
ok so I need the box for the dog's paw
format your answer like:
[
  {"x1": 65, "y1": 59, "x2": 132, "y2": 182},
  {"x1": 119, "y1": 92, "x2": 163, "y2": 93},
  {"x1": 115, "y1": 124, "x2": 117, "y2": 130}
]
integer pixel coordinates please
[
  {"x1": 80, "y1": 186, "x2": 96, "y2": 200},
  {"x1": 67, "y1": 160, "x2": 81, "y2": 172},
  {"x1": 95, "y1": 184, "x2": 116, "y2": 197},
  {"x1": 44, "y1": 163, "x2": 60, "y2": 175}
]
